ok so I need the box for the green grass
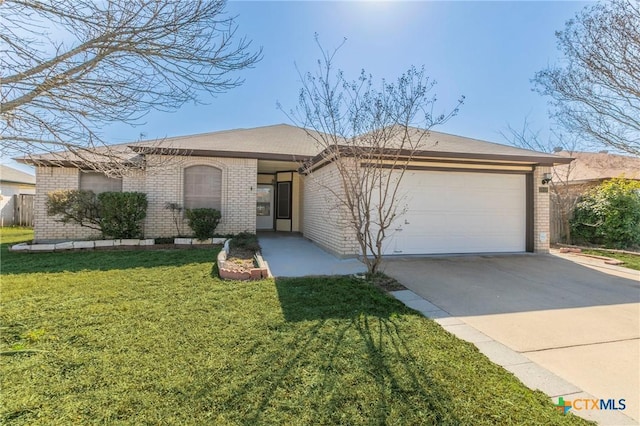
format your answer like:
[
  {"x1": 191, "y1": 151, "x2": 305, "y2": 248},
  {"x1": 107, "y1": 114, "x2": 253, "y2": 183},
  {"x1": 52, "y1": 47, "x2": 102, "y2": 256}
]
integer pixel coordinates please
[
  {"x1": 1, "y1": 228, "x2": 589, "y2": 425},
  {"x1": 582, "y1": 249, "x2": 640, "y2": 271}
]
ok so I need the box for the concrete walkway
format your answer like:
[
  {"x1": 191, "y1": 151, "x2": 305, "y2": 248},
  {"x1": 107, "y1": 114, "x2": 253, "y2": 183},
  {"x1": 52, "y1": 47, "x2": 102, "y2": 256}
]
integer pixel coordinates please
[
  {"x1": 258, "y1": 233, "x2": 366, "y2": 277},
  {"x1": 384, "y1": 253, "x2": 639, "y2": 425}
]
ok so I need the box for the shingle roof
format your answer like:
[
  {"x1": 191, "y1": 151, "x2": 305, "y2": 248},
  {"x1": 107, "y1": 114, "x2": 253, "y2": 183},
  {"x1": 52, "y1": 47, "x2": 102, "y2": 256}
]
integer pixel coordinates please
[
  {"x1": 16, "y1": 123, "x2": 570, "y2": 166},
  {"x1": 0, "y1": 165, "x2": 36, "y2": 185},
  {"x1": 135, "y1": 124, "x2": 321, "y2": 158},
  {"x1": 360, "y1": 127, "x2": 567, "y2": 163},
  {"x1": 416, "y1": 129, "x2": 561, "y2": 158},
  {"x1": 553, "y1": 151, "x2": 640, "y2": 183}
]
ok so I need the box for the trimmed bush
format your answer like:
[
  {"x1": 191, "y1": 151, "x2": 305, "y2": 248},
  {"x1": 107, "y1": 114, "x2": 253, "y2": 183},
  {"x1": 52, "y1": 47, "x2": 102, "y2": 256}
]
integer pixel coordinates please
[
  {"x1": 185, "y1": 208, "x2": 221, "y2": 241},
  {"x1": 98, "y1": 192, "x2": 148, "y2": 239},
  {"x1": 571, "y1": 178, "x2": 640, "y2": 248},
  {"x1": 46, "y1": 190, "x2": 148, "y2": 239},
  {"x1": 46, "y1": 190, "x2": 102, "y2": 231}
]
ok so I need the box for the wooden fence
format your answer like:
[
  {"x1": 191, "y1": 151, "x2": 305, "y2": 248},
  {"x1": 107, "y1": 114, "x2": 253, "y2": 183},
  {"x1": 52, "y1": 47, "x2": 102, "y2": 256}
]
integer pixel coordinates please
[
  {"x1": 12, "y1": 194, "x2": 34, "y2": 226},
  {"x1": 549, "y1": 202, "x2": 566, "y2": 244}
]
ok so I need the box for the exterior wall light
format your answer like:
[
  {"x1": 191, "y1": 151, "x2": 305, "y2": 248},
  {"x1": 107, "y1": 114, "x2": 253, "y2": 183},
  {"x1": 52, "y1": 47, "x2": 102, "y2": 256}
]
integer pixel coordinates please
[{"x1": 541, "y1": 173, "x2": 552, "y2": 185}]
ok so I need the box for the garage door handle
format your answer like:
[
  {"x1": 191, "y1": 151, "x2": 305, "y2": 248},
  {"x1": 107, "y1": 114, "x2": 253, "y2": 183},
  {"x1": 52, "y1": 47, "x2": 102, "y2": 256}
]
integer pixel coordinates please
[{"x1": 395, "y1": 228, "x2": 403, "y2": 231}]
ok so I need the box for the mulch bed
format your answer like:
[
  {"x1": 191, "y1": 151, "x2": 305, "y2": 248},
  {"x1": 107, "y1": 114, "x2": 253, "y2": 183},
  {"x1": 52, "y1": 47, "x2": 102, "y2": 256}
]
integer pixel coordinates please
[{"x1": 224, "y1": 247, "x2": 257, "y2": 272}]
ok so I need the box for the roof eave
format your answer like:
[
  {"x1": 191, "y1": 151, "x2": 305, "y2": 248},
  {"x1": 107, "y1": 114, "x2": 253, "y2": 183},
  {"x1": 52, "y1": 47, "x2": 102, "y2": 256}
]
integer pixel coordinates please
[
  {"x1": 129, "y1": 146, "x2": 315, "y2": 162},
  {"x1": 410, "y1": 150, "x2": 574, "y2": 166},
  {"x1": 14, "y1": 156, "x2": 140, "y2": 169},
  {"x1": 305, "y1": 146, "x2": 574, "y2": 168}
]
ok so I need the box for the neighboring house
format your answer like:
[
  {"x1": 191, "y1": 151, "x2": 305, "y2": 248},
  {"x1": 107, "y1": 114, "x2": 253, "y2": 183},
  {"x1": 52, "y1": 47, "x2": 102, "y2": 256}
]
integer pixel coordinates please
[
  {"x1": 0, "y1": 165, "x2": 36, "y2": 226},
  {"x1": 549, "y1": 151, "x2": 640, "y2": 243},
  {"x1": 553, "y1": 150, "x2": 640, "y2": 187},
  {"x1": 17, "y1": 124, "x2": 571, "y2": 256}
]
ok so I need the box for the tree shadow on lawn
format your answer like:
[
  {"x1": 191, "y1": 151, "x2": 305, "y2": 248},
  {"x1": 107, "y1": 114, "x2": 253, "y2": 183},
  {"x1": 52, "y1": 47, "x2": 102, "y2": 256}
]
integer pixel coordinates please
[
  {"x1": 1, "y1": 242, "x2": 220, "y2": 275},
  {"x1": 194, "y1": 276, "x2": 465, "y2": 424}
]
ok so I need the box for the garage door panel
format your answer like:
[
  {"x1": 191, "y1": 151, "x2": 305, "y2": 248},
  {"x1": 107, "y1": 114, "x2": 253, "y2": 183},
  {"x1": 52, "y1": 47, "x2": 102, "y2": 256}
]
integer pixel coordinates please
[
  {"x1": 404, "y1": 213, "x2": 523, "y2": 232},
  {"x1": 382, "y1": 171, "x2": 526, "y2": 255},
  {"x1": 398, "y1": 233, "x2": 524, "y2": 253}
]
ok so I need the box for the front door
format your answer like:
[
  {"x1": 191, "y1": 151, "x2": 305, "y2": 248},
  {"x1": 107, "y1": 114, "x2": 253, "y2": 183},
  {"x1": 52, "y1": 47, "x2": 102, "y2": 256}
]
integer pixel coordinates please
[{"x1": 256, "y1": 184, "x2": 274, "y2": 230}]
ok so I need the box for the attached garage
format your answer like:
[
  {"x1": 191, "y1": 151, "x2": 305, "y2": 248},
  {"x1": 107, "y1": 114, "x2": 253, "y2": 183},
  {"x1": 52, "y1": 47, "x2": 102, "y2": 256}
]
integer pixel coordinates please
[
  {"x1": 302, "y1": 128, "x2": 572, "y2": 258},
  {"x1": 383, "y1": 170, "x2": 527, "y2": 255}
]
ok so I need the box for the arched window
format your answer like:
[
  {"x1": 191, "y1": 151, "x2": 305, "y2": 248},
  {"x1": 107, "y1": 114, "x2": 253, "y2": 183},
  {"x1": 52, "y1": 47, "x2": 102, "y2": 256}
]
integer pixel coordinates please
[{"x1": 184, "y1": 165, "x2": 222, "y2": 210}]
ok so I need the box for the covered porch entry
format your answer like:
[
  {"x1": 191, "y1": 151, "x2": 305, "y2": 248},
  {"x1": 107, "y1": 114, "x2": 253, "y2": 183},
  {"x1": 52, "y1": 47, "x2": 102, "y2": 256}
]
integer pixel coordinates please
[{"x1": 256, "y1": 160, "x2": 303, "y2": 232}]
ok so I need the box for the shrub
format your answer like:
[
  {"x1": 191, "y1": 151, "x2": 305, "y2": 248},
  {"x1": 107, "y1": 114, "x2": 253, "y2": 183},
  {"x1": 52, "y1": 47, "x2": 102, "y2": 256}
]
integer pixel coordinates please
[
  {"x1": 185, "y1": 208, "x2": 221, "y2": 241},
  {"x1": 230, "y1": 231, "x2": 260, "y2": 253},
  {"x1": 46, "y1": 190, "x2": 101, "y2": 231},
  {"x1": 98, "y1": 192, "x2": 148, "y2": 239},
  {"x1": 571, "y1": 178, "x2": 640, "y2": 248},
  {"x1": 46, "y1": 190, "x2": 148, "y2": 239}
]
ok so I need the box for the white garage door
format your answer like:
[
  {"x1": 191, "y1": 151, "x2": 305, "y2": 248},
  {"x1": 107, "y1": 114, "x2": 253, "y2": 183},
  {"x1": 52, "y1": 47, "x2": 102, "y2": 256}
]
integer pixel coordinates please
[{"x1": 383, "y1": 170, "x2": 526, "y2": 255}]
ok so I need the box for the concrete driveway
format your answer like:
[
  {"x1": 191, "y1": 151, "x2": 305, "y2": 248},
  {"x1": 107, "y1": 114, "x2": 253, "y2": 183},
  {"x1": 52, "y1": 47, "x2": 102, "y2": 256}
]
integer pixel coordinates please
[{"x1": 383, "y1": 253, "x2": 639, "y2": 425}]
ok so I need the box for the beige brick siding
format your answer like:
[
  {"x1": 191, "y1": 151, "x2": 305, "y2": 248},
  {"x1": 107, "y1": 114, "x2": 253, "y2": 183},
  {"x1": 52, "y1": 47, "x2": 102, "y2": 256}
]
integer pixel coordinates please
[
  {"x1": 134, "y1": 155, "x2": 257, "y2": 237},
  {"x1": 35, "y1": 158, "x2": 551, "y2": 254},
  {"x1": 34, "y1": 166, "x2": 101, "y2": 241},
  {"x1": 533, "y1": 166, "x2": 551, "y2": 253},
  {"x1": 302, "y1": 163, "x2": 360, "y2": 257},
  {"x1": 34, "y1": 156, "x2": 257, "y2": 242},
  {"x1": 122, "y1": 170, "x2": 146, "y2": 193}
]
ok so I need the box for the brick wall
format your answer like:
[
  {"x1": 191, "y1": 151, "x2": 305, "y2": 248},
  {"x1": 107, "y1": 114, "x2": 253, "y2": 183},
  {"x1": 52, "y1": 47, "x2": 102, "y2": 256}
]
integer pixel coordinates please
[
  {"x1": 302, "y1": 162, "x2": 360, "y2": 257},
  {"x1": 34, "y1": 166, "x2": 101, "y2": 241},
  {"x1": 34, "y1": 156, "x2": 257, "y2": 242},
  {"x1": 123, "y1": 170, "x2": 146, "y2": 193},
  {"x1": 134, "y1": 155, "x2": 257, "y2": 237},
  {"x1": 533, "y1": 166, "x2": 551, "y2": 253}
]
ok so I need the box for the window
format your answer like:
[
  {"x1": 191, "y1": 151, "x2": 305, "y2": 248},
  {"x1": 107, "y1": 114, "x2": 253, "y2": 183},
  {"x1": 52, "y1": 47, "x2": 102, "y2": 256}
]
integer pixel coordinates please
[
  {"x1": 276, "y1": 181, "x2": 291, "y2": 219},
  {"x1": 256, "y1": 186, "x2": 272, "y2": 216},
  {"x1": 184, "y1": 165, "x2": 222, "y2": 210},
  {"x1": 80, "y1": 172, "x2": 122, "y2": 193}
]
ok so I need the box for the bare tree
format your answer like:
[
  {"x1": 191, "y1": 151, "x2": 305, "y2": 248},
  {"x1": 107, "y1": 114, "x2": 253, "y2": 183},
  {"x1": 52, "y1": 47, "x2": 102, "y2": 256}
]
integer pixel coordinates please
[
  {"x1": 501, "y1": 118, "x2": 582, "y2": 243},
  {"x1": 1, "y1": 0, "x2": 261, "y2": 174},
  {"x1": 534, "y1": 0, "x2": 640, "y2": 156},
  {"x1": 284, "y1": 40, "x2": 463, "y2": 274}
]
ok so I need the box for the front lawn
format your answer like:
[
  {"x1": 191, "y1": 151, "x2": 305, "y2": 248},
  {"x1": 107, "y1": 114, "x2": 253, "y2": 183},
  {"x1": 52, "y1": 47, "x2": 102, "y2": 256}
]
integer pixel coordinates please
[{"x1": 1, "y1": 228, "x2": 588, "y2": 425}]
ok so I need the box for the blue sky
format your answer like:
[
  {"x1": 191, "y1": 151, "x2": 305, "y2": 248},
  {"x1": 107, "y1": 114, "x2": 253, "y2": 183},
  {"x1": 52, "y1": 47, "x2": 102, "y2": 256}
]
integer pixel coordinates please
[{"x1": 5, "y1": 1, "x2": 591, "y2": 174}]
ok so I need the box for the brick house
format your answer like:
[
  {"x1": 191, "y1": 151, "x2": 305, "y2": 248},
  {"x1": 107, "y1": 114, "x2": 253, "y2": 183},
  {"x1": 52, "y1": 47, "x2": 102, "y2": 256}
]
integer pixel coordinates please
[{"x1": 19, "y1": 124, "x2": 571, "y2": 256}]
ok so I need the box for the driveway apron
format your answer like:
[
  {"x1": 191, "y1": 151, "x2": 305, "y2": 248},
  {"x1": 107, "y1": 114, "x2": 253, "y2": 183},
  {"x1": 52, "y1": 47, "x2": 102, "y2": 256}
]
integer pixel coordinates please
[{"x1": 383, "y1": 253, "x2": 640, "y2": 425}]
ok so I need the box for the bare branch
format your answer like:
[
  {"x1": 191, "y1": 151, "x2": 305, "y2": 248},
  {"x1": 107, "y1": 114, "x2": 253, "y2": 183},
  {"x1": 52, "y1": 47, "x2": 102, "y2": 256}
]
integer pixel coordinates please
[
  {"x1": 283, "y1": 40, "x2": 463, "y2": 274},
  {"x1": 534, "y1": 0, "x2": 640, "y2": 156},
  {"x1": 1, "y1": 0, "x2": 261, "y2": 172}
]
